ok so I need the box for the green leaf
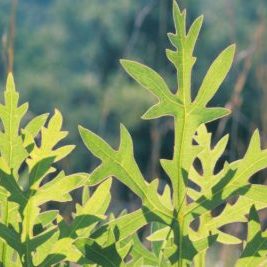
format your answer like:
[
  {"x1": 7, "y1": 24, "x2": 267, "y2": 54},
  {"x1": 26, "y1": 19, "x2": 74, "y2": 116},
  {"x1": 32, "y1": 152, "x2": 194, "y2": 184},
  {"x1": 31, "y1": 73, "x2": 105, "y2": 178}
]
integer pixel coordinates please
[
  {"x1": 26, "y1": 109, "x2": 75, "y2": 172},
  {"x1": 22, "y1": 113, "x2": 49, "y2": 149},
  {"x1": 120, "y1": 60, "x2": 182, "y2": 119},
  {"x1": 0, "y1": 73, "x2": 28, "y2": 175},
  {"x1": 194, "y1": 45, "x2": 236, "y2": 107},
  {"x1": 79, "y1": 124, "x2": 172, "y2": 224},
  {"x1": 35, "y1": 173, "x2": 88, "y2": 205}
]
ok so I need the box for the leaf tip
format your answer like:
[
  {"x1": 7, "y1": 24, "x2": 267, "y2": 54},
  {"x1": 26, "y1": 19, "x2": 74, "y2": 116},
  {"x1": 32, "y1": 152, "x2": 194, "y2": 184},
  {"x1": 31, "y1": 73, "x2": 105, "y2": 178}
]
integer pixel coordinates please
[
  {"x1": 119, "y1": 123, "x2": 127, "y2": 132},
  {"x1": 199, "y1": 14, "x2": 204, "y2": 21},
  {"x1": 226, "y1": 43, "x2": 236, "y2": 59},
  {"x1": 173, "y1": 0, "x2": 181, "y2": 14},
  {"x1": 78, "y1": 124, "x2": 85, "y2": 132},
  {"x1": 54, "y1": 108, "x2": 62, "y2": 117},
  {"x1": 6, "y1": 72, "x2": 16, "y2": 92},
  {"x1": 78, "y1": 125, "x2": 88, "y2": 139},
  {"x1": 120, "y1": 59, "x2": 131, "y2": 70}
]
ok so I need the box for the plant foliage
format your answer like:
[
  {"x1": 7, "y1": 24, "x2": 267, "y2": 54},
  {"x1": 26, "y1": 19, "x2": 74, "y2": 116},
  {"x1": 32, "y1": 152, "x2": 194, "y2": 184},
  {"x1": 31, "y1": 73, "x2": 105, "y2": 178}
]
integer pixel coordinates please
[
  {"x1": 0, "y1": 74, "x2": 115, "y2": 266},
  {"x1": 0, "y1": 1, "x2": 267, "y2": 266},
  {"x1": 78, "y1": 1, "x2": 267, "y2": 266}
]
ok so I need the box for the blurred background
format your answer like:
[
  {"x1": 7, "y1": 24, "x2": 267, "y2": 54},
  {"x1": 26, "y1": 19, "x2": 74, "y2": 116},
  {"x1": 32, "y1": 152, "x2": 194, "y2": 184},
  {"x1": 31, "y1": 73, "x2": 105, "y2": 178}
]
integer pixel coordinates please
[{"x1": 0, "y1": 0, "x2": 267, "y2": 265}]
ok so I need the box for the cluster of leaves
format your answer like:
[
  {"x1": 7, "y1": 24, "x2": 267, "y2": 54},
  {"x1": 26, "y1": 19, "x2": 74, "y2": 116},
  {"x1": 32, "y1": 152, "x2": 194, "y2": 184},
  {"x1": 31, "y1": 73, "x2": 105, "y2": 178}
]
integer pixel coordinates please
[
  {"x1": 1, "y1": 1, "x2": 267, "y2": 266},
  {"x1": 77, "y1": 1, "x2": 267, "y2": 266},
  {"x1": 0, "y1": 73, "x2": 113, "y2": 266}
]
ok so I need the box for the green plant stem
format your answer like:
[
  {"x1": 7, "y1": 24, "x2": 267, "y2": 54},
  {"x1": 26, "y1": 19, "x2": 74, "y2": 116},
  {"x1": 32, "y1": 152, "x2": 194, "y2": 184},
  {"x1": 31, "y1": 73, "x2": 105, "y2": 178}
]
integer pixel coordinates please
[
  {"x1": 178, "y1": 220, "x2": 184, "y2": 267},
  {"x1": 174, "y1": 116, "x2": 188, "y2": 267},
  {"x1": 1, "y1": 200, "x2": 9, "y2": 266},
  {"x1": 174, "y1": 112, "x2": 198, "y2": 267},
  {"x1": 194, "y1": 251, "x2": 206, "y2": 267},
  {"x1": 20, "y1": 197, "x2": 34, "y2": 267},
  {"x1": 173, "y1": 116, "x2": 186, "y2": 207},
  {"x1": 24, "y1": 236, "x2": 33, "y2": 267},
  {"x1": 24, "y1": 200, "x2": 34, "y2": 267}
]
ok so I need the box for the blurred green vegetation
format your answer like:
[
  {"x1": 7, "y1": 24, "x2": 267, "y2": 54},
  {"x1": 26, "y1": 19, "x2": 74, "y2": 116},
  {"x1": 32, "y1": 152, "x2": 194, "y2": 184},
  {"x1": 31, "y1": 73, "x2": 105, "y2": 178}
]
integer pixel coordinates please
[{"x1": 0, "y1": 0, "x2": 267, "y2": 194}]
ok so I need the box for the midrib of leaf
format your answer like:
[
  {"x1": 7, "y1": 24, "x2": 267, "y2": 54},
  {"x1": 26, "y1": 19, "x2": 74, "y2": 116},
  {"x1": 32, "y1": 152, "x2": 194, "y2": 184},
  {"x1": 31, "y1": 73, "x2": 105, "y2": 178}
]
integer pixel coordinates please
[
  {"x1": 24, "y1": 198, "x2": 34, "y2": 267},
  {"x1": 8, "y1": 91, "x2": 13, "y2": 168},
  {"x1": 175, "y1": 115, "x2": 187, "y2": 266},
  {"x1": 174, "y1": 116, "x2": 185, "y2": 208},
  {"x1": 1, "y1": 85, "x2": 15, "y2": 267},
  {"x1": 175, "y1": 10, "x2": 190, "y2": 105},
  {"x1": 178, "y1": 48, "x2": 188, "y2": 104},
  {"x1": 23, "y1": 154, "x2": 51, "y2": 266},
  {"x1": 173, "y1": 66, "x2": 195, "y2": 267},
  {"x1": 1, "y1": 200, "x2": 9, "y2": 266},
  {"x1": 170, "y1": 7, "x2": 196, "y2": 264}
]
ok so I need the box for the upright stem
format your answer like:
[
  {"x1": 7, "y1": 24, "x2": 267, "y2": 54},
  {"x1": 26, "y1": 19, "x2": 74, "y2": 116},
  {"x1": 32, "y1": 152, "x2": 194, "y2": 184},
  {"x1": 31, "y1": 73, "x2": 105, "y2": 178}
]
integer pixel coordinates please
[
  {"x1": 1, "y1": 200, "x2": 9, "y2": 266},
  {"x1": 173, "y1": 117, "x2": 187, "y2": 209},
  {"x1": 173, "y1": 117, "x2": 188, "y2": 267},
  {"x1": 22, "y1": 199, "x2": 34, "y2": 267},
  {"x1": 194, "y1": 251, "x2": 206, "y2": 267},
  {"x1": 25, "y1": 204, "x2": 33, "y2": 267},
  {"x1": 173, "y1": 113, "x2": 197, "y2": 266}
]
